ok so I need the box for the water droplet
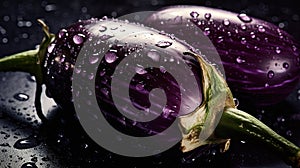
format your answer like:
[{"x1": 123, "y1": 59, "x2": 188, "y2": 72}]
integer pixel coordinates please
[
  {"x1": 99, "y1": 34, "x2": 113, "y2": 40},
  {"x1": 135, "y1": 64, "x2": 147, "y2": 74},
  {"x1": 190, "y1": 11, "x2": 199, "y2": 19},
  {"x1": 89, "y1": 56, "x2": 99, "y2": 64},
  {"x1": 250, "y1": 32, "x2": 256, "y2": 38},
  {"x1": 99, "y1": 25, "x2": 107, "y2": 32},
  {"x1": 73, "y1": 34, "x2": 85, "y2": 44},
  {"x1": 159, "y1": 66, "x2": 167, "y2": 73},
  {"x1": 21, "y1": 162, "x2": 38, "y2": 168},
  {"x1": 204, "y1": 13, "x2": 211, "y2": 20},
  {"x1": 265, "y1": 83, "x2": 270, "y2": 87},
  {"x1": 267, "y1": 70, "x2": 275, "y2": 79},
  {"x1": 13, "y1": 135, "x2": 40, "y2": 149},
  {"x1": 240, "y1": 24, "x2": 247, "y2": 30},
  {"x1": 217, "y1": 36, "x2": 224, "y2": 43},
  {"x1": 222, "y1": 19, "x2": 230, "y2": 26},
  {"x1": 275, "y1": 47, "x2": 281, "y2": 54},
  {"x1": 283, "y1": 62, "x2": 289, "y2": 69},
  {"x1": 203, "y1": 27, "x2": 210, "y2": 36},
  {"x1": 147, "y1": 50, "x2": 160, "y2": 62},
  {"x1": 101, "y1": 88, "x2": 109, "y2": 96},
  {"x1": 233, "y1": 98, "x2": 239, "y2": 107},
  {"x1": 169, "y1": 57, "x2": 175, "y2": 62},
  {"x1": 13, "y1": 93, "x2": 29, "y2": 101},
  {"x1": 292, "y1": 45, "x2": 297, "y2": 52},
  {"x1": 286, "y1": 130, "x2": 293, "y2": 136},
  {"x1": 162, "y1": 107, "x2": 171, "y2": 118},
  {"x1": 99, "y1": 69, "x2": 106, "y2": 76},
  {"x1": 155, "y1": 40, "x2": 172, "y2": 48},
  {"x1": 238, "y1": 13, "x2": 252, "y2": 23},
  {"x1": 258, "y1": 25, "x2": 265, "y2": 32},
  {"x1": 105, "y1": 51, "x2": 117, "y2": 63},
  {"x1": 277, "y1": 116, "x2": 285, "y2": 122},
  {"x1": 135, "y1": 83, "x2": 145, "y2": 91},
  {"x1": 58, "y1": 29, "x2": 68, "y2": 38},
  {"x1": 236, "y1": 57, "x2": 245, "y2": 63},
  {"x1": 47, "y1": 43, "x2": 55, "y2": 53},
  {"x1": 240, "y1": 140, "x2": 246, "y2": 144},
  {"x1": 88, "y1": 73, "x2": 94, "y2": 80},
  {"x1": 240, "y1": 37, "x2": 247, "y2": 44}
]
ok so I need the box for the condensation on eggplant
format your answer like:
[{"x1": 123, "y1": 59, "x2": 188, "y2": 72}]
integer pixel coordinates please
[{"x1": 143, "y1": 5, "x2": 300, "y2": 106}]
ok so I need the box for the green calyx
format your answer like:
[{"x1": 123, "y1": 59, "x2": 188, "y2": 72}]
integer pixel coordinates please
[
  {"x1": 179, "y1": 52, "x2": 300, "y2": 167},
  {"x1": 179, "y1": 52, "x2": 235, "y2": 152}
]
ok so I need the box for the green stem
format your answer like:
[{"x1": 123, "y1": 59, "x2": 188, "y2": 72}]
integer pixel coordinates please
[
  {"x1": 0, "y1": 49, "x2": 41, "y2": 77},
  {"x1": 216, "y1": 107, "x2": 300, "y2": 167}
]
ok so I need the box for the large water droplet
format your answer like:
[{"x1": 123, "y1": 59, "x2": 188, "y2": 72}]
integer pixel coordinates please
[
  {"x1": 238, "y1": 13, "x2": 252, "y2": 23},
  {"x1": 204, "y1": 13, "x2": 211, "y2": 20},
  {"x1": 222, "y1": 19, "x2": 230, "y2": 26},
  {"x1": 147, "y1": 50, "x2": 160, "y2": 62},
  {"x1": 99, "y1": 25, "x2": 107, "y2": 32},
  {"x1": 203, "y1": 27, "x2": 210, "y2": 36},
  {"x1": 21, "y1": 162, "x2": 38, "y2": 168},
  {"x1": 267, "y1": 70, "x2": 275, "y2": 79},
  {"x1": 13, "y1": 93, "x2": 29, "y2": 101},
  {"x1": 190, "y1": 11, "x2": 199, "y2": 19},
  {"x1": 283, "y1": 62, "x2": 289, "y2": 69},
  {"x1": 105, "y1": 51, "x2": 117, "y2": 63},
  {"x1": 13, "y1": 135, "x2": 40, "y2": 149},
  {"x1": 155, "y1": 40, "x2": 172, "y2": 48},
  {"x1": 73, "y1": 34, "x2": 85, "y2": 44},
  {"x1": 135, "y1": 64, "x2": 147, "y2": 74},
  {"x1": 258, "y1": 25, "x2": 265, "y2": 32}
]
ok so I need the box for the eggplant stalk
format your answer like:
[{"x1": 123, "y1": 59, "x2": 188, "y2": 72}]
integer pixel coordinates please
[{"x1": 217, "y1": 107, "x2": 300, "y2": 168}]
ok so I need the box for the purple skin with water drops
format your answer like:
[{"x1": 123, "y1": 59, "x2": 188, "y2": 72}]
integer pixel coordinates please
[
  {"x1": 144, "y1": 5, "x2": 300, "y2": 106},
  {"x1": 0, "y1": 8, "x2": 299, "y2": 167}
]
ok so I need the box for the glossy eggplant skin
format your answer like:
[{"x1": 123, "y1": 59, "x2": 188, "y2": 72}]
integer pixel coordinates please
[
  {"x1": 42, "y1": 18, "x2": 203, "y2": 121},
  {"x1": 42, "y1": 20, "x2": 91, "y2": 112},
  {"x1": 144, "y1": 5, "x2": 300, "y2": 106}
]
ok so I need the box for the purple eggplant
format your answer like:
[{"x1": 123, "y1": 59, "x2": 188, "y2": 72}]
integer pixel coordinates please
[
  {"x1": 0, "y1": 17, "x2": 299, "y2": 166},
  {"x1": 143, "y1": 5, "x2": 300, "y2": 106}
]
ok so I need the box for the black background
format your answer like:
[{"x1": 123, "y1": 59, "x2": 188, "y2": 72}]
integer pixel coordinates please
[{"x1": 0, "y1": 0, "x2": 299, "y2": 168}]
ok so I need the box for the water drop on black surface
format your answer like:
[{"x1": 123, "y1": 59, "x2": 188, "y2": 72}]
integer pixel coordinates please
[
  {"x1": 13, "y1": 93, "x2": 29, "y2": 101},
  {"x1": 13, "y1": 135, "x2": 41, "y2": 149},
  {"x1": 21, "y1": 162, "x2": 38, "y2": 168}
]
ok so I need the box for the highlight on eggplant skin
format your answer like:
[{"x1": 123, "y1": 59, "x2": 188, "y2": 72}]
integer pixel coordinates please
[{"x1": 144, "y1": 5, "x2": 300, "y2": 106}]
